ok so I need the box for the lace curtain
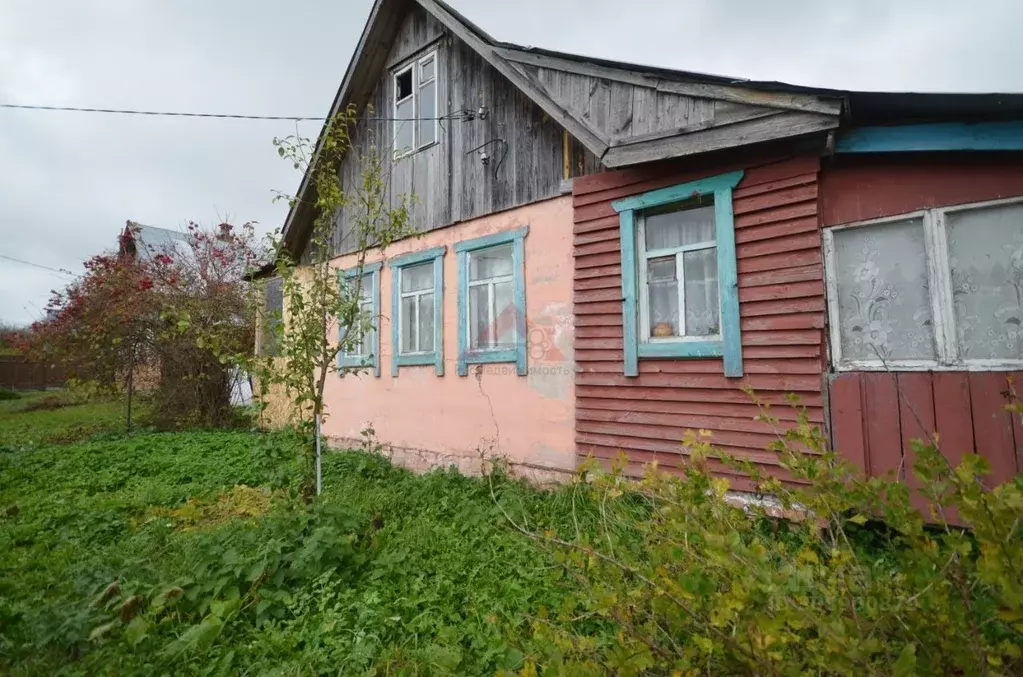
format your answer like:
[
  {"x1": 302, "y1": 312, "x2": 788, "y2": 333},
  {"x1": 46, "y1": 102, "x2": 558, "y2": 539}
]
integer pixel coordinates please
[
  {"x1": 832, "y1": 218, "x2": 935, "y2": 362},
  {"x1": 643, "y1": 205, "x2": 719, "y2": 339},
  {"x1": 948, "y1": 202, "x2": 1023, "y2": 360}
]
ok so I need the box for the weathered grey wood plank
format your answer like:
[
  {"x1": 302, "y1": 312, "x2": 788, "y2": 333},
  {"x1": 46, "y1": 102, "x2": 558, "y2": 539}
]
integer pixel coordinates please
[{"x1": 602, "y1": 111, "x2": 840, "y2": 167}]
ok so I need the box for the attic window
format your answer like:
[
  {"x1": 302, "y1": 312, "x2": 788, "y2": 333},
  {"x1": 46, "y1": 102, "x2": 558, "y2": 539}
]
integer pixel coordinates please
[{"x1": 393, "y1": 50, "x2": 439, "y2": 157}]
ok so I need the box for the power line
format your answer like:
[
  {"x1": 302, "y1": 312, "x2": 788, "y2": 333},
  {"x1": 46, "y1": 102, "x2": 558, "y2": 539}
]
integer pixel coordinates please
[
  {"x1": 0, "y1": 102, "x2": 476, "y2": 123},
  {"x1": 0, "y1": 253, "x2": 77, "y2": 277}
]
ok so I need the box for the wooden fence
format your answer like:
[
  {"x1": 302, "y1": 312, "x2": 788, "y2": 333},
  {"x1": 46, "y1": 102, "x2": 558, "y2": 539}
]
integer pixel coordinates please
[{"x1": 0, "y1": 356, "x2": 66, "y2": 391}]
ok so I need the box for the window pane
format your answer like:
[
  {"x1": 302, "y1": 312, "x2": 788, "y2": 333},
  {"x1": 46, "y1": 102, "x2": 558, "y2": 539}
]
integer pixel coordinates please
[
  {"x1": 419, "y1": 80, "x2": 437, "y2": 147},
  {"x1": 494, "y1": 281, "x2": 515, "y2": 348},
  {"x1": 647, "y1": 256, "x2": 676, "y2": 283},
  {"x1": 395, "y1": 68, "x2": 413, "y2": 100},
  {"x1": 420, "y1": 57, "x2": 435, "y2": 82},
  {"x1": 645, "y1": 203, "x2": 716, "y2": 251},
  {"x1": 683, "y1": 247, "x2": 720, "y2": 336},
  {"x1": 948, "y1": 202, "x2": 1023, "y2": 360},
  {"x1": 419, "y1": 293, "x2": 435, "y2": 353},
  {"x1": 394, "y1": 98, "x2": 414, "y2": 153},
  {"x1": 832, "y1": 218, "x2": 934, "y2": 362},
  {"x1": 354, "y1": 298, "x2": 374, "y2": 357},
  {"x1": 469, "y1": 285, "x2": 491, "y2": 349},
  {"x1": 401, "y1": 262, "x2": 433, "y2": 293},
  {"x1": 647, "y1": 255, "x2": 680, "y2": 338},
  {"x1": 400, "y1": 295, "x2": 417, "y2": 354},
  {"x1": 469, "y1": 245, "x2": 513, "y2": 281}
]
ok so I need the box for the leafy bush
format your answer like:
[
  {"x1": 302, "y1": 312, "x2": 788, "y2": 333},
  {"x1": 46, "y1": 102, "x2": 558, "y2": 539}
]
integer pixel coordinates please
[
  {"x1": 528, "y1": 403, "x2": 1023, "y2": 676},
  {"x1": 0, "y1": 390, "x2": 20, "y2": 401}
]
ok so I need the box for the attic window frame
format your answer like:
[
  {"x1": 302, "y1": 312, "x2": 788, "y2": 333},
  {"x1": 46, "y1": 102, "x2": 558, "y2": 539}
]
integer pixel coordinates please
[{"x1": 392, "y1": 49, "x2": 439, "y2": 158}]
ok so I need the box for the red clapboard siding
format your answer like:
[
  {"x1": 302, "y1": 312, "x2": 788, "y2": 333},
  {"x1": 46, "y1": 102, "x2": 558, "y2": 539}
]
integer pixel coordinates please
[
  {"x1": 829, "y1": 371, "x2": 1023, "y2": 491},
  {"x1": 572, "y1": 155, "x2": 826, "y2": 485}
]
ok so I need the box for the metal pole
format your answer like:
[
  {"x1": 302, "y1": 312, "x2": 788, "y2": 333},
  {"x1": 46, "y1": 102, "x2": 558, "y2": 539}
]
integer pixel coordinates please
[{"x1": 314, "y1": 412, "x2": 322, "y2": 496}]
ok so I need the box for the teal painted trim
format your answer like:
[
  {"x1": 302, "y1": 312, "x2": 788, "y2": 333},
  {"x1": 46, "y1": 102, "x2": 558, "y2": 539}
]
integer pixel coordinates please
[
  {"x1": 715, "y1": 186, "x2": 743, "y2": 378},
  {"x1": 433, "y1": 254, "x2": 445, "y2": 376},
  {"x1": 395, "y1": 353, "x2": 435, "y2": 367},
  {"x1": 638, "y1": 340, "x2": 723, "y2": 359},
  {"x1": 455, "y1": 226, "x2": 530, "y2": 377},
  {"x1": 338, "y1": 266, "x2": 381, "y2": 377},
  {"x1": 340, "y1": 260, "x2": 383, "y2": 279},
  {"x1": 453, "y1": 226, "x2": 529, "y2": 253},
  {"x1": 463, "y1": 349, "x2": 518, "y2": 366},
  {"x1": 512, "y1": 234, "x2": 527, "y2": 376},
  {"x1": 389, "y1": 248, "x2": 446, "y2": 377},
  {"x1": 457, "y1": 249, "x2": 469, "y2": 377},
  {"x1": 611, "y1": 170, "x2": 744, "y2": 213},
  {"x1": 619, "y1": 209, "x2": 639, "y2": 377},
  {"x1": 389, "y1": 245, "x2": 447, "y2": 268},
  {"x1": 836, "y1": 122, "x2": 1023, "y2": 153},
  {"x1": 616, "y1": 171, "x2": 745, "y2": 378}
]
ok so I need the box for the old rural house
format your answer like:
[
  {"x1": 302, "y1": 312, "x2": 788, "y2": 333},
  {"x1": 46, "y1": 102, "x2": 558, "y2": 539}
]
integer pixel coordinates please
[{"x1": 269, "y1": 0, "x2": 1023, "y2": 487}]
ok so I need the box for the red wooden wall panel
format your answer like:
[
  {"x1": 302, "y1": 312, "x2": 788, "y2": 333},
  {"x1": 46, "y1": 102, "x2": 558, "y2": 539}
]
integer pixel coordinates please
[
  {"x1": 820, "y1": 156, "x2": 1023, "y2": 227},
  {"x1": 828, "y1": 370, "x2": 1022, "y2": 492},
  {"x1": 571, "y1": 155, "x2": 826, "y2": 483}
]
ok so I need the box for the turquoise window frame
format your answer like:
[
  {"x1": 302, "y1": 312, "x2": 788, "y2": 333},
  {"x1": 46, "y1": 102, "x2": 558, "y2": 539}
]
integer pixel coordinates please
[
  {"x1": 612, "y1": 170, "x2": 745, "y2": 378},
  {"x1": 455, "y1": 227, "x2": 528, "y2": 377},
  {"x1": 390, "y1": 246, "x2": 446, "y2": 376},
  {"x1": 338, "y1": 261, "x2": 383, "y2": 377}
]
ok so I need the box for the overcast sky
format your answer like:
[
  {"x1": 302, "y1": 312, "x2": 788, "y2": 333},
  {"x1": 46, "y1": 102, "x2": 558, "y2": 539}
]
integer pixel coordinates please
[{"x1": 2, "y1": 0, "x2": 1022, "y2": 325}]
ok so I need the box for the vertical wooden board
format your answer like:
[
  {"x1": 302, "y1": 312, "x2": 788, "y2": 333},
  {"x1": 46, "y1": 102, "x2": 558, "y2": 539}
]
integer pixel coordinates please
[
  {"x1": 932, "y1": 372, "x2": 975, "y2": 472},
  {"x1": 631, "y1": 86, "x2": 658, "y2": 136},
  {"x1": 829, "y1": 373, "x2": 867, "y2": 475},
  {"x1": 608, "y1": 81, "x2": 634, "y2": 139},
  {"x1": 863, "y1": 373, "x2": 904, "y2": 480},
  {"x1": 656, "y1": 91, "x2": 688, "y2": 129},
  {"x1": 1012, "y1": 372, "x2": 1023, "y2": 473},
  {"x1": 968, "y1": 372, "x2": 1017, "y2": 486},
  {"x1": 896, "y1": 372, "x2": 936, "y2": 513},
  {"x1": 587, "y1": 78, "x2": 611, "y2": 137}
]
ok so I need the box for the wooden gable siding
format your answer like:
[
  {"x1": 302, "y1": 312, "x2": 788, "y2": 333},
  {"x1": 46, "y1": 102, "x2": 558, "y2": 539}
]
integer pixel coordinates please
[
  {"x1": 831, "y1": 371, "x2": 1022, "y2": 491},
  {"x1": 327, "y1": 6, "x2": 594, "y2": 257},
  {"x1": 572, "y1": 155, "x2": 825, "y2": 489}
]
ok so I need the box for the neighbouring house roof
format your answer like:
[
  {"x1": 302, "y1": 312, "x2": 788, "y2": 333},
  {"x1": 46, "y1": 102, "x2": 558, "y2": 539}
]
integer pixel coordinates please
[{"x1": 277, "y1": 0, "x2": 1023, "y2": 262}]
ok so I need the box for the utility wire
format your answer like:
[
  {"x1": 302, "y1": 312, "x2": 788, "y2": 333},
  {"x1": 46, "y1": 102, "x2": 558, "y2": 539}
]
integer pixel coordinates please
[
  {"x1": 0, "y1": 102, "x2": 475, "y2": 123},
  {"x1": 0, "y1": 253, "x2": 77, "y2": 277}
]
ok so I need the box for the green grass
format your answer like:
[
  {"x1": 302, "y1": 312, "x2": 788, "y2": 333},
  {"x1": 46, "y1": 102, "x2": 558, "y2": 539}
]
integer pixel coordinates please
[
  {"x1": 0, "y1": 391, "x2": 142, "y2": 446},
  {"x1": 0, "y1": 399, "x2": 608, "y2": 676}
]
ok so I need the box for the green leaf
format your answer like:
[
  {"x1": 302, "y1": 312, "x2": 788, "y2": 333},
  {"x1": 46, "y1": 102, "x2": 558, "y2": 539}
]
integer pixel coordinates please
[
  {"x1": 125, "y1": 616, "x2": 149, "y2": 646},
  {"x1": 893, "y1": 643, "x2": 917, "y2": 677},
  {"x1": 848, "y1": 514, "x2": 868, "y2": 525},
  {"x1": 89, "y1": 621, "x2": 119, "y2": 642}
]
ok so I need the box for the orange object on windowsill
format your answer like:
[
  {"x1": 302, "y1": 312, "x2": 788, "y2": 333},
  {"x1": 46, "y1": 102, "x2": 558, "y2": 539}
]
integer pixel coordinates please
[{"x1": 652, "y1": 322, "x2": 675, "y2": 338}]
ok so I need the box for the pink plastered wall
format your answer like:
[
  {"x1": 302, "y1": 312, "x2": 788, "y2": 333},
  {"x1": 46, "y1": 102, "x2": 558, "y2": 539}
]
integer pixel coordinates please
[{"x1": 322, "y1": 195, "x2": 576, "y2": 476}]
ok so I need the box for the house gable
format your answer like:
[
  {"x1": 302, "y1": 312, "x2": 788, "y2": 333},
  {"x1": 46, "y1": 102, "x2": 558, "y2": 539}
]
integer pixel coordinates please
[
  {"x1": 285, "y1": 0, "x2": 845, "y2": 259},
  {"x1": 496, "y1": 46, "x2": 842, "y2": 168},
  {"x1": 323, "y1": 3, "x2": 593, "y2": 257}
]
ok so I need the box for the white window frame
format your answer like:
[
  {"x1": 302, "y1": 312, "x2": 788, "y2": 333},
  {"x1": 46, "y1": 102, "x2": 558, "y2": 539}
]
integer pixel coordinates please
[
  {"x1": 636, "y1": 210, "x2": 721, "y2": 345},
  {"x1": 467, "y1": 246, "x2": 515, "y2": 352},
  {"x1": 397, "y1": 263, "x2": 435, "y2": 356},
  {"x1": 392, "y1": 50, "x2": 439, "y2": 158},
  {"x1": 349, "y1": 275, "x2": 375, "y2": 358},
  {"x1": 823, "y1": 195, "x2": 1023, "y2": 372}
]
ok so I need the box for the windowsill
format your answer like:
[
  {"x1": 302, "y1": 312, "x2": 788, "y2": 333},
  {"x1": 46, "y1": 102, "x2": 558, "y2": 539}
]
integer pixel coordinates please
[
  {"x1": 395, "y1": 353, "x2": 438, "y2": 367},
  {"x1": 638, "y1": 340, "x2": 723, "y2": 359},
  {"x1": 834, "y1": 359, "x2": 1023, "y2": 373},
  {"x1": 463, "y1": 348, "x2": 519, "y2": 366},
  {"x1": 394, "y1": 140, "x2": 440, "y2": 161},
  {"x1": 340, "y1": 355, "x2": 375, "y2": 369}
]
